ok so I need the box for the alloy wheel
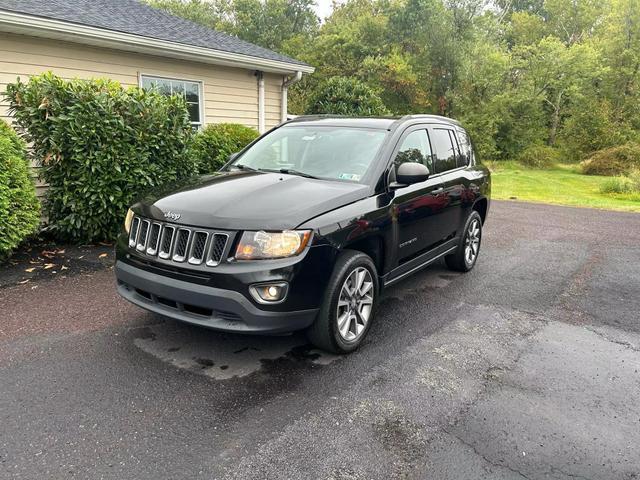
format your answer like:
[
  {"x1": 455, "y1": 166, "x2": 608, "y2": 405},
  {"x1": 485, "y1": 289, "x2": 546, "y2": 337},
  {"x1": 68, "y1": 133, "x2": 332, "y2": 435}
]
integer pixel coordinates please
[
  {"x1": 464, "y1": 218, "x2": 481, "y2": 266},
  {"x1": 336, "y1": 267, "x2": 374, "y2": 342}
]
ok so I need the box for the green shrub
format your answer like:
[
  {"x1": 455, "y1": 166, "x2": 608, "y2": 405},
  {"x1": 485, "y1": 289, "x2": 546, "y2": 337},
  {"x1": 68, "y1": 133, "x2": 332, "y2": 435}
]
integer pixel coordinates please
[
  {"x1": 192, "y1": 123, "x2": 259, "y2": 174},
  {"x1": 599, "y1": 169, "x2": 640, "y2": 194},
  {"x1": 0, "y1": 120, "x2": 40, "y2": 259},
  {"x1": 581, "y1": 143, "x2": 640, "y2": 176},
  {"x1": 306, "y1": 76, "x2": 390, "y2": 116},
  {"x1": 517, "y1": 144, "x2": 561, "y2": 169},
  {"x1": 5, "y1": 73, "x2": 196, "y2": 243}
]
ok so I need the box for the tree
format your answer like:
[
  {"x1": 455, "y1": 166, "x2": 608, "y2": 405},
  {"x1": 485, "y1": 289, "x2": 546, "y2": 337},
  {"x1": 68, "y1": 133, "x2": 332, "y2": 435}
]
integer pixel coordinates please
[
  {"x1": 306, "y1": 76, "x2": 390, "y2": 116},
  {"x1": 510, "y1": 37, "x2": 600, "y2": 146},
  {"x1": 146, "y1": 0, "x2": 225, "y2": 29},
  {"x1": 229, "y1": 0, "x2": 319, "y2": 51},
  {"x1": 544, "y1": 0, "x2": 609, "y2": 46},
  {"x1": 596, "y1": 0, "x2": 640, "y2": 130},
  {"x1": 146, "y1": 0, "x2": 319, "y2": 52}
]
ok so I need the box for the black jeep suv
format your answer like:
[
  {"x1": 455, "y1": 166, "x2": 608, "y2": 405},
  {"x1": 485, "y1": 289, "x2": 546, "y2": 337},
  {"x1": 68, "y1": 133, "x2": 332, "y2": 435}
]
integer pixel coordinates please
[{"x1": 115, "y1": 115, "x2": 490, "y2": 353}]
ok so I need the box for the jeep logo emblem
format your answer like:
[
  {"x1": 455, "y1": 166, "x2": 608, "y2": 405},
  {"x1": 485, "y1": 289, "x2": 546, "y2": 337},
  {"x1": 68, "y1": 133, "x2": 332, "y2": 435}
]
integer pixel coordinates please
[{"x1": 163, "y1": 211, "x2": 181, "y2": 221}]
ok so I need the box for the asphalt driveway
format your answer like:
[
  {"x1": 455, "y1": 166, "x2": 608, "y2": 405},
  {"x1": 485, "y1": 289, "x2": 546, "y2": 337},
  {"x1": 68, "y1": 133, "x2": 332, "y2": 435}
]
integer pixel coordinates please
[{"x1": 1, "y1": 201, "x2": 639, "y2": 479}]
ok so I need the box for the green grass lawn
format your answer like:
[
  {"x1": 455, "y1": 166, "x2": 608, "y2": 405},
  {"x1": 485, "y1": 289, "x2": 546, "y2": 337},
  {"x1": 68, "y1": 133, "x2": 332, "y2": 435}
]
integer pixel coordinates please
[{"x1": 488, "y1": 162, "x2": 640, "y2": 213}]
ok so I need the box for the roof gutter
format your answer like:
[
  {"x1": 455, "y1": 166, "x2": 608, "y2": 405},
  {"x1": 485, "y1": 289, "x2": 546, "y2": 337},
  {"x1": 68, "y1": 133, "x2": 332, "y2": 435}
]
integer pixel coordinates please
[{"x1": 0, "y1": 10, "x2": 314, "y2": 75}]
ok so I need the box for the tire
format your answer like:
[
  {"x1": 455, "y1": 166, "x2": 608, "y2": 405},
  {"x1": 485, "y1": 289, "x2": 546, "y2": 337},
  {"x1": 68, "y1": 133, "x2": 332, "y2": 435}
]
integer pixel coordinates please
[
  {"x1": 306, "y1": 250, "x2": 379, "y2": 354},
  {"x1": 445, "y1": 210, "x2": 483, "y2": 272}
]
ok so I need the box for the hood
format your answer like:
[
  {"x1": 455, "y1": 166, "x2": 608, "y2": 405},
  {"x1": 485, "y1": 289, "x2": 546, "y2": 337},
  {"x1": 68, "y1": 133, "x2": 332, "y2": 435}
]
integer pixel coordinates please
[{"x1": 136, "y1": 170, "x2": 370, "y2": 230}]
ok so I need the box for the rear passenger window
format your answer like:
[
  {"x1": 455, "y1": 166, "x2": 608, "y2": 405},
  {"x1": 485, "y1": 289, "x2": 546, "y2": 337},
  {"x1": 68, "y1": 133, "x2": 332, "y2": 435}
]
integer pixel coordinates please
[
  {"x1": 456, "y1": 130, "x2": 472, "y2": 167},
  {"x1": 431, "y1": 128, "x2": 457, "y2": 173},
  {"x1": 394, "y1": 129, "x2": 433, "y2": 172},
  {"x1": 448, "y1": 130, "x2": 463, "y2": 167}
]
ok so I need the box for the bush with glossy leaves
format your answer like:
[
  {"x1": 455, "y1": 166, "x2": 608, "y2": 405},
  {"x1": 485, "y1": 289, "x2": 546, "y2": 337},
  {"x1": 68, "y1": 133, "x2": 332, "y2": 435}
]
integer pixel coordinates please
[
  {"x1": 6, "y1": 73, "x2": 196, "y2": 243},
  {"x1": 192, "y1": 123, "x2": 259, "y2": 174}
]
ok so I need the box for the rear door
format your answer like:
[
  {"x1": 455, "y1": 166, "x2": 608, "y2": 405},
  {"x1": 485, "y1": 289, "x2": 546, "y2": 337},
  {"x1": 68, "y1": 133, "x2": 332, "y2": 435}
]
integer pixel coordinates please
[
  {"x1": 428, "y1": 126, "x2": 466, "y2": 239},
  {"x1": 391, "y1": 127, "x2": 448, "y2": 262}
]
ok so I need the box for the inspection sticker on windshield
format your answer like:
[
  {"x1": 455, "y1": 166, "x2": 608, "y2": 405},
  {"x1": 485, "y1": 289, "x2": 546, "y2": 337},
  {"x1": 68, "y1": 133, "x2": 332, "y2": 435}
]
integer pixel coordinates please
[{"x1": 339, "y1": 173, "x2": 361, "y2": 181}]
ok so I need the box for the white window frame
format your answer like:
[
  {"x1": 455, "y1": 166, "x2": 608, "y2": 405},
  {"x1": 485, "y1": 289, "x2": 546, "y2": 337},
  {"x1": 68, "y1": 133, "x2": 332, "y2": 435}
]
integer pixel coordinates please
[{"x1": 138, "y1": 73, "x2": 205, "y2": 129}]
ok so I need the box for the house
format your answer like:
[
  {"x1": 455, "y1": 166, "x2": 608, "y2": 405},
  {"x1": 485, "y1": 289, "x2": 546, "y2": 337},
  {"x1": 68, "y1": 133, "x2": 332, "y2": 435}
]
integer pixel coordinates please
[{"x1": 0, "y1": 0, "x2": 313, "y2": 134}]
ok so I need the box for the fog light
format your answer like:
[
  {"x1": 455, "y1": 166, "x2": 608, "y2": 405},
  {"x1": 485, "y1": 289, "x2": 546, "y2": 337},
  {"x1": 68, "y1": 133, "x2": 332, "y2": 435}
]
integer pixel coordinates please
[{"x1": 249, "y1": 282, "x2": 288, "y2": 304}]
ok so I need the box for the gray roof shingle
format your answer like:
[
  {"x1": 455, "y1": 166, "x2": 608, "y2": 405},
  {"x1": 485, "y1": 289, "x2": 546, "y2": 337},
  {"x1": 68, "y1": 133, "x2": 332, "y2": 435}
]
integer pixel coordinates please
[{"x1": 0, "y1": 0, "x2": 310, "y2": 68}]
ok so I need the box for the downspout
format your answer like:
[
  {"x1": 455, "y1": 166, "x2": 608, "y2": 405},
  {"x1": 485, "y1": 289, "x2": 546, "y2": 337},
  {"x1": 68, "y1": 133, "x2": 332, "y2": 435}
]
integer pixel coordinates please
[
  {"x1": 257, "y1": 71, "x2": 265, "y2": 134},
  {"x1": 281, "y1": 71, "x2": 303, "y2": 123}
]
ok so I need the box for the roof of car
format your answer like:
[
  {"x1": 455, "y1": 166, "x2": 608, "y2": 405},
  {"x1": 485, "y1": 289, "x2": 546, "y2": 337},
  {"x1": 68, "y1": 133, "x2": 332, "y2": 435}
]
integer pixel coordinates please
[
  {"x1": 285, "y1": 115, "x2": 462, "y2": 130},
  {"x1": 0, "y1": 0, "x2": 310, "y2": 68}
]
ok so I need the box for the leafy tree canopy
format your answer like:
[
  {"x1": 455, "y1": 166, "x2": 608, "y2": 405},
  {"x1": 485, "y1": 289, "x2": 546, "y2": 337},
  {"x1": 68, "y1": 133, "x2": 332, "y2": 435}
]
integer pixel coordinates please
[{"x1": 148, "y1": 0, "x2": 640, "y2": 162}]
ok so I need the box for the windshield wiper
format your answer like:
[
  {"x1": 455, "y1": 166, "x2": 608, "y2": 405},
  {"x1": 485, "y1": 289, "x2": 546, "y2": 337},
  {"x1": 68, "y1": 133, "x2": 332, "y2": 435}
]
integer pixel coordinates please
[
  {"x1": 234, "y1": 166, "x2": 320, "y2": 179},
  {"x1": 271, "y1": 168, "x2": 319, "y2": 179},
  {"x1": 232, "y1": 163, "x2": 259, "y2": 172}
]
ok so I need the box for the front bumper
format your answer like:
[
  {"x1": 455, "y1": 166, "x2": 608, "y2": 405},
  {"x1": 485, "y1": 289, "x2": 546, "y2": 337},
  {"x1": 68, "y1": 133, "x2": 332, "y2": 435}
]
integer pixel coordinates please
[{"x1": 116, "y1": 260, "x2": 319, "y2": 334}]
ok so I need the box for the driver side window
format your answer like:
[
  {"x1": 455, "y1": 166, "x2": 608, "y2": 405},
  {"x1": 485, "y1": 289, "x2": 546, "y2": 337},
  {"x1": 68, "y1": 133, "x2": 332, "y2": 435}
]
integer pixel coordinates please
[{"x1": 394, "y1": 129, "x2": 432, "y2": 173}]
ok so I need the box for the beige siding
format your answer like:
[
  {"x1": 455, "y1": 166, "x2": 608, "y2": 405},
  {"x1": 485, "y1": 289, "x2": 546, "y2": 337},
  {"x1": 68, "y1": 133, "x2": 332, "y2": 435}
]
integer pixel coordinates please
[
  {"x1": 264, "y1": 73, "x2": 283, "y2": 126},
  {"x1": 0, "y1": 32, "x2": 284, "y2": 130}
]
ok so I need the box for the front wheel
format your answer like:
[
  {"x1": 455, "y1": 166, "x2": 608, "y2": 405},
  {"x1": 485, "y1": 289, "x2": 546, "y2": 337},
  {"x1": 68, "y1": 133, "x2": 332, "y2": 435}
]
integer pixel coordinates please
[
  {"x1": 445, "y1": 211, "x2": 483, "y2": 272},
  {"x1": 306, "y1": 251, "x2": 378, "y2": 354}
]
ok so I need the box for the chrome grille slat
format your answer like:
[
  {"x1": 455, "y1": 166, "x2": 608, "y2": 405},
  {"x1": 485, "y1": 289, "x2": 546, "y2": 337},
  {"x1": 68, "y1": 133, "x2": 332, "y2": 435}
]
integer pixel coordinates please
[
  {"x1": 207, "y1": 233, "x2": 229, "y2": 267},
  {"x1": 158, "y1": 226, "x2": 175, "y2": 259},
  {"x1": 130, "y1": 215, "x2": 230, "y2": 267},
  {"x1": 129, "y1": 217, "x2": 141, "y2": 247},
  {"x1": 136, "y1": 220, "x2": 150, "y2": 251},
  {"x1": 172, "y1": 228, "x2": 192, "y2": 262},
  {"x1": 146, "y1": 223, "x2": 162, "y2": 256},
  {"x1": 188, "y1": 231, "x2": 208, "y2": 265}
]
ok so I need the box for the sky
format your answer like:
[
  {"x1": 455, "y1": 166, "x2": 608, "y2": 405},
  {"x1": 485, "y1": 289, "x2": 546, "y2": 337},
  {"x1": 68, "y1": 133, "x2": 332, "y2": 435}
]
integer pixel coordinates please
[{"x1": 313, "y1": 0, "x2": 340, "y2": 20}]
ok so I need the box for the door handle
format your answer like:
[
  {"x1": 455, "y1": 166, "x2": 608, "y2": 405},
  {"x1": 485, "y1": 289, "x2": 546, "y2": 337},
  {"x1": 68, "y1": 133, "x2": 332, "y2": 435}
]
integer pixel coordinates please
[{"x1": 431, "y1": 187, "x2": 444, "y2": 195}]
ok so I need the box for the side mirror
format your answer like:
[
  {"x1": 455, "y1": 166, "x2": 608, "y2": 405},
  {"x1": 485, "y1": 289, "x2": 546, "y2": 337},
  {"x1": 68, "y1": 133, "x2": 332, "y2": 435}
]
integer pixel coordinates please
[
  {"x1": 391, "y1": 162, "x2": 430, "y2": 188},
  {"x1": 228, "y1": 152, "x2": 239, "y2": 162}
]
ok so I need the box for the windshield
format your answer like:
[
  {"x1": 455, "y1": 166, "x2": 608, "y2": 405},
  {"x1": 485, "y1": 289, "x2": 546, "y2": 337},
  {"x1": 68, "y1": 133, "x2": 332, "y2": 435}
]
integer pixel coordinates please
[{"x1": 228, "y1": 126, "x2": 388, "y2": 182}]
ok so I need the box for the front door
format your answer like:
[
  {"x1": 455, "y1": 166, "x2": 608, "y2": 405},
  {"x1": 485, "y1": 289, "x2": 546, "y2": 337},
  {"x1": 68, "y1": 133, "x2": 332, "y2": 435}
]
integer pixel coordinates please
[{"x1": 391, "y1": 127, "x2": 449, "y2": 263}]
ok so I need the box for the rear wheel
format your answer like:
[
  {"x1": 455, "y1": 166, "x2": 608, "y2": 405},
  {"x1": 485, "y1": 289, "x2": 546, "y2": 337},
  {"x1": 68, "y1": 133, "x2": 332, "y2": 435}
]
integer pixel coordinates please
[
  {"x1": 445, "y1": 211, "x2": 482, "y2": 272},
  {"x1": 306, "y1": 251, "x2": 378, "y2": 354}
]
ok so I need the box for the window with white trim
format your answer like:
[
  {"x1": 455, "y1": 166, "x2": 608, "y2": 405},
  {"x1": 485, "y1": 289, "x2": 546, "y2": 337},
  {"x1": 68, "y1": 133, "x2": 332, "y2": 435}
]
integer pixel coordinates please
[{"x1": 141, "y1": 75, "x2": 202, "y2": 128}]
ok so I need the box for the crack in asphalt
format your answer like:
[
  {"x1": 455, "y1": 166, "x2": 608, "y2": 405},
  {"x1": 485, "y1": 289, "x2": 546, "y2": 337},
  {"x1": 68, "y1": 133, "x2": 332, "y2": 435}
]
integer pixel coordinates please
[
  {"x1": 583, "y1": 327, "x2": 640, "y2": 353},
  {"x1": 441, "y1": 427, "x2": 531, "y2": 479},
  {"x1": 426, "y1": 309, "x2": 563, "y2": 479},
  {"x1": 548, "y1": 466, "x2": 596, "y2": 480}
]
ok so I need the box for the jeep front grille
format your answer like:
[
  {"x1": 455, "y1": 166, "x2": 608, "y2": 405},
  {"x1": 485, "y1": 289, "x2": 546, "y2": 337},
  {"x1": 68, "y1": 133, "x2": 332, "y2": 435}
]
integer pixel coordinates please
[{"x1": 128, "y1": 215, "x2": 231, "y2": 268}]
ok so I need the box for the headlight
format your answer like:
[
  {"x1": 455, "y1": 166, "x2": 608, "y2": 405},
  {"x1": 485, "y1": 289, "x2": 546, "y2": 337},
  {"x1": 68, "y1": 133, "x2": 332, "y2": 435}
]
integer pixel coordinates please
[
  {"x1": 124, "y1": 208, "x2": 134, "y2": 234},
  {"x1": 235, "y1": 230, "x2": 312, "y2": 260}
]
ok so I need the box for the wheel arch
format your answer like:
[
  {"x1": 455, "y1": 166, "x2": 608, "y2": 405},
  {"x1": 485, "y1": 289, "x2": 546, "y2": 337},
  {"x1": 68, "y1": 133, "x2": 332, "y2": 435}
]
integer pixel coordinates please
[
  {"x1": 343, "y1": 235, "x2": 385, "y2": 276},
  {"x1": 472, "y1": 197, "x2": 488, "y2": 224}
]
